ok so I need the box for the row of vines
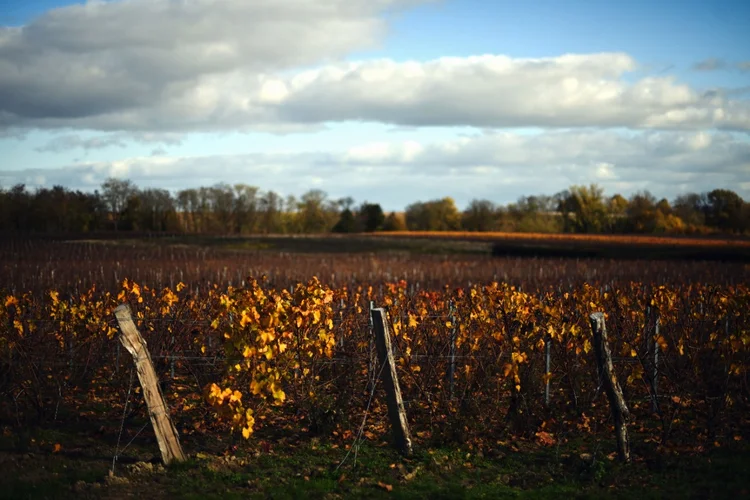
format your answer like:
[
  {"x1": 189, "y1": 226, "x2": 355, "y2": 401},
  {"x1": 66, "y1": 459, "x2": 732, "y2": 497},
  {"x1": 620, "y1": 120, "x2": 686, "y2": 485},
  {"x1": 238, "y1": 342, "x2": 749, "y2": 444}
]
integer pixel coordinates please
[{"x1": 1, "y1": 277, "x2": 749, "y2": 451}]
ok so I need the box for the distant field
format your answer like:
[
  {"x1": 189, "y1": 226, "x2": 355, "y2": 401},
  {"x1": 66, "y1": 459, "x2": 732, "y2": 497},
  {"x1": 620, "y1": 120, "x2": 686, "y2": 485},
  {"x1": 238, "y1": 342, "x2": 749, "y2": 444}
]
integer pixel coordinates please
[
  {"x1": 364, "y1": 231, "x2": 750, "y2": 261},
  {"x1": 369, "y1": 230, "x2": 750, "y2": 247}
]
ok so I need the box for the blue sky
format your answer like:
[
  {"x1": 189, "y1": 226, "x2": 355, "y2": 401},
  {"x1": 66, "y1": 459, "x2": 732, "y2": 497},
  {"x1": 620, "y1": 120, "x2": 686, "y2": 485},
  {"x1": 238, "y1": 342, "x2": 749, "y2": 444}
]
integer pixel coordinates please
[{"x1": 0, "y1": 0, "x2": 748, "y2": 210}]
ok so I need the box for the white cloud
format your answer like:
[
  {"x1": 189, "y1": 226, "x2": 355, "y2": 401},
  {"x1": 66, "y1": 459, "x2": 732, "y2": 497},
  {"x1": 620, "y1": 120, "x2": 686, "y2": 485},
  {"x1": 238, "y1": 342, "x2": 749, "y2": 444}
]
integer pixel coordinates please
[
  {"x1": 594, "y1": 162, "x2": 616, "y2": 180},
  {"x1": 34, "y1": 132, "x2": 184, "y2": 152},
  {"x1": 0, "y1": 1, "x2": 747, "y2": 134},
  {"x1": 0, "y1": 0, "x2": 428, "y2": 131},
  {"x1": 271, "y1": 57, "x2": 749, "y2": 131},
  {"x1": 3, "y1": 130, "x2": 748, "y2": 208}
]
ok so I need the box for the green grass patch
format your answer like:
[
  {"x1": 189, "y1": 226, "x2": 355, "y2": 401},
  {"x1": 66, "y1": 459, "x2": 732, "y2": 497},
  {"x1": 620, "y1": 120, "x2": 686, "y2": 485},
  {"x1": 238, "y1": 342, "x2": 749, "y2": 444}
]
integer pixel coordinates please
[{"x1": 1, "y1": 425, "x2": 749, "y2": 499}]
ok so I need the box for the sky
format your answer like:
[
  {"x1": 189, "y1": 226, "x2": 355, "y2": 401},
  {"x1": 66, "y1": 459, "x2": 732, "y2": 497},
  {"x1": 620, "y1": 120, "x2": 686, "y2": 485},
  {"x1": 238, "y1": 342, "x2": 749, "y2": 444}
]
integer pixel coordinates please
[{"x1": 0, "y1": 0, "x2": 749, "y2": 211}]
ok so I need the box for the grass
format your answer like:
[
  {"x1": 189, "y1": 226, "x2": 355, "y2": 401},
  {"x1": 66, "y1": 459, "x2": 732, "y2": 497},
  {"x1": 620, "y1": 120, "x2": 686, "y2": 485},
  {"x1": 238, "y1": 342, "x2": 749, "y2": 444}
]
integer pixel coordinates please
[
  {"x1": 67, "y1": 233, "x2": 493, "y2": 256},
  {"x1": 64, "y1": 232, "x2": 750, "y2": 261},
  {"x1": 1, "y1": 424, "x2": 748, "y2": 499}
]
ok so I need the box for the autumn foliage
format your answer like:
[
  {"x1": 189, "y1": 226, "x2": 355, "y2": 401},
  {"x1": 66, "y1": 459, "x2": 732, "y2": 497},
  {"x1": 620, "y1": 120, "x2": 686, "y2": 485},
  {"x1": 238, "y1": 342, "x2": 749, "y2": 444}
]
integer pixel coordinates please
[{"x1": 1, "y1": 275, "x2": 748, "y2": 451}]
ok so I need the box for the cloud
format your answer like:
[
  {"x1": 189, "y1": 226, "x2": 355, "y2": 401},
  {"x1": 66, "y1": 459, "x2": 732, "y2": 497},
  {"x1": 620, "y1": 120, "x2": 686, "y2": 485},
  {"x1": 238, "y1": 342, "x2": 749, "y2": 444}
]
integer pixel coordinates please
[
  {"x1": 0, "y1": 0, "x2": 747, "y2": 134},
  {"x1": 3, "y1": 130, "x2": 748, "y2": 208},
  {"x1": 0, "y1": 0, "x2": 427, "y2": 131},
  {"x1": 0, "y1": 127, "x2": 27, "y2": 139},
  {"x1": 692, "y1": 58, "x2": 727, "y2": 71},
  {"x1": 693, "y1": 58, "x2": 750, "y2": 74},
  {"x1": 34, "y1": 134, "x2": 128, "y2": 153},
  {"x1": 270, "y1": 55, "x2": 750, "y2": 132},
  {"x1": 34, "y1": 132, "x2": 184, "y2": 153}
]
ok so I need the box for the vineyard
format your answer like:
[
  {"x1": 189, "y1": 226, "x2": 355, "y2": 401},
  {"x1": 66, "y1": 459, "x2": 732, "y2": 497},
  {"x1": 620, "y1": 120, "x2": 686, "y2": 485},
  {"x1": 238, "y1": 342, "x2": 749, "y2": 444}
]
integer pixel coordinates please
[{"x1": 1, "y1": 236, "x2": 749, "y2": 498}]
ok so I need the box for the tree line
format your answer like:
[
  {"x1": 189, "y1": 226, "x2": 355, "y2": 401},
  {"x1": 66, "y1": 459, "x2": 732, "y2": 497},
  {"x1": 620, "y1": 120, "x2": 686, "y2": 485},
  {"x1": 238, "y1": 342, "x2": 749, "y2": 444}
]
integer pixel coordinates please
[{"x1": 0, "y1": 179, "x2": 748, "y2": 235}]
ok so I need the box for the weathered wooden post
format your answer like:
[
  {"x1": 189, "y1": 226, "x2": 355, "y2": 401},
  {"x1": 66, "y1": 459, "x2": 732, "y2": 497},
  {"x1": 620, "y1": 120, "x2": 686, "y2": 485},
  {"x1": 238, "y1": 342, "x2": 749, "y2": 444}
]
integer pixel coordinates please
[
  {"x1": 371, "y1": 308, "x2": 413, "y2": 457},
  {"x1": 447, "y1": 300, "x2": 457, "y2": 401},
  {"x1": 367, "y1": 300, "x2": 376, "y2": 393},
  {"x1": 651, "y1": 315, "x2": 660, "y2": 414},
  {"x1": 114, "y1": 304, "x2": 186, "y2": 465},
  {"x1": 544, "y1": 335, "x2": 552, "y2": 408},
  {"x1": 589, "y1": 312, "x2": 630, "y2": 463}
]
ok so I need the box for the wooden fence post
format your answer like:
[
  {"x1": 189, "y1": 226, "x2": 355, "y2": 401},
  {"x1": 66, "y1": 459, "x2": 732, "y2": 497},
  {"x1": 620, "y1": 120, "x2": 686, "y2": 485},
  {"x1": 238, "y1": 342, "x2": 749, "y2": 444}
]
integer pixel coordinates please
[
  {"x1": 114, "y1": 304, "x2": 186, "y2": 465},
  {"x1": 371, "y1": 308, "x2": 413, "y2": 457},
  {"x1": 367, "y1": 301, "x2": 376, "y2": 393},
  {"x1": 544, "y1": 335, "x2": 552, "y2": 408},
  {"x1": 447, "y1": 300, "x2": 457, "y2": 401},
  {"x1": 589, "y1": 312, "x2": 630, "y2": 463}
]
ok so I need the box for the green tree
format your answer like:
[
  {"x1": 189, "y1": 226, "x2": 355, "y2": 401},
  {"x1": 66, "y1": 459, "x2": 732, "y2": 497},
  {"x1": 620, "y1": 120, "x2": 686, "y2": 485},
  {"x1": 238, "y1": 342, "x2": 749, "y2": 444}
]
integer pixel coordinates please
[
  {"x1": 332, "y1": 208, "x2": 358, "y2": 233},
  {"x1": 462, "y1": 199, "x2": 497, "y2": 231},
  {"x1": 672, "y1": 193, "x2": 705, "y2": 229},
  {"x1": 405, "y1": 197, "x2": 461, "y2": 231},
  {"x1": 258, "y1": 190, "x2": 284, "y2": 234},
  {"x1": 137, "y1": 188, "x2": 177, "y2": 232},
  {"x1": 298, "y1": 189, "x2": 338, "y2": 233},
  {"x1": 176, "y1": 188, "x2": 200, "y2": 232},
  {"x1": 382, "y1": 212, "x2": 407, "y2": 231},
  {"x1": 606, "y1": 194, "x2": 629, "y2": 232},
  {"x1": 209, "y1": 183, "x2": 235, "y2": 234},
  {"x1": 231, "y1": 184, "x2": 259, "y2": 234},
  {"x1": 358, "y1": 203, "x2": 385, "y2": 232},
  {"x1": 101, "y1": 178, "x2": 137, "y2": 231},
  {"x1": 625, "y1": 191, "x2": 658, "y2": 232},
  {"x1": 704, "y1": 189, "x2": 745, "y2": 233},
  {"x1": 559, "y1": 184, "x2": 607, "y2": 233},
  {"x1": 507, "y1": 195, "x2": 561, "y2": 233}
]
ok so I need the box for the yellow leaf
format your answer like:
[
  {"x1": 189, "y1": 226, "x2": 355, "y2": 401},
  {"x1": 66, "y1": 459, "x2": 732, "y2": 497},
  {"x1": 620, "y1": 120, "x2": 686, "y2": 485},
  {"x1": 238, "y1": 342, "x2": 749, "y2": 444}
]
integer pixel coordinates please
[
  {"x1": 503, "y1": 363, "x2": 513, "y2": 377},
  {"x1": 656, "y1": 335, "x2": 668, "y2": 351},
  {"x1": 377, "y1": 482, "x2": 393, "y2": 492},
  {"x1": 272, "y1": 385, "x2": 286, "y2": 403},
  {"x1": 240, "y1": 311, "x2": 252, "y2": 328}
]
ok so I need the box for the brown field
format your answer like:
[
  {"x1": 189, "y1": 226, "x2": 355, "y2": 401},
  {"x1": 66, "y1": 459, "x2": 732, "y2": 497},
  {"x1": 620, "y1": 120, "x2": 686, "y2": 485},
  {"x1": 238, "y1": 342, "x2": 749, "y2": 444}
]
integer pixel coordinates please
[
  {"x1": 370, "y1": 230, "x2": 750, "y2": 247},
  {"x1": 1, "y1": 234, "x2": 749, "y2": 498},
  {"x1": 1, "y1": 234, "x2": 747, "y2": 293}
]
